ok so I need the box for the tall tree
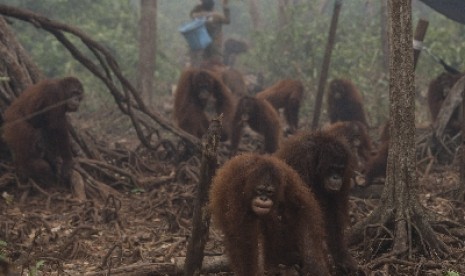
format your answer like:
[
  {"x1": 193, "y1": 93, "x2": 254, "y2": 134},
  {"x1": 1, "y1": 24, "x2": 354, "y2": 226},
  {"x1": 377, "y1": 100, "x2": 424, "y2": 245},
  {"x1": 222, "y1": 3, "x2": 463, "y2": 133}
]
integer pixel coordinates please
[
  {"x1": 0, "y1": 16, "x2": 43, "y2": 104},
  {"x1": 350, "y1": 0, "x2": 449, "y2": 261},
  {"x1": 137, "y1": 0, "x2": 157, "y2": 105},
  {"x1": 311, "y1": 0, "x2": 342, "y2": 130},
  {"x1": 277, "y1": 0, "x2": 290, "y2": 28},
  {"x1": 460, "y1": 107, "x2": 465, "y2": 200},
  {"x1": 460, "y1": 87, "x2": 465, "y2": 201},
  {"x1": 248, "y1": 0, "x2": 261, "y2": 31},
  {"x1": 380, "y1": 0, "x2": 389, "y2": 72}
]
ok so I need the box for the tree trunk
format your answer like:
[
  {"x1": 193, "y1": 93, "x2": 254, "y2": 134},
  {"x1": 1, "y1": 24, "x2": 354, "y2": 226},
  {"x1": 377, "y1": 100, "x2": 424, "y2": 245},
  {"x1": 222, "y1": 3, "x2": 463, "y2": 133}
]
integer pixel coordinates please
[
  {"x1": 311, "y1": 0, "x2": 342, "y2": 130},
  {"x1": 433, "y1": 76, "x2": 465, "y2": 138},
  {"x1": 385, "y1": 0, "x2": 419, "y2": 255},
  {"x1": 318, "y1": 0, "x2": 331, "y2": 14},
  {"x1": 412, "y1": 18, "x2": 428, "y2": 70},
  {"x1": 0, "y1": 16, "x2": 43, "y2": 107},
  {"x1": 183, "y1": 117, "x2": 222, "y2": 276},
  {"x1": 380, "y1": 0, "x2": 389, "y2": 72},
  {"x1": 248, "y1": 0, "x2": 261, "y2": 31},
  {"x1": 459, "y1": 143, "x2": 465, "y2": 201},
  {"x1": 277, "y1": 0, "x2": 290, "y2": 28},
  {"x1": 137, "y1": 0, "x2": 157, "y2": 106},
  {"x1": 459, "y1": 89, "x2": 465, "y2": 201},
  {"x1": 350, "y1": 0, "x2": 450, "y2": 261}
]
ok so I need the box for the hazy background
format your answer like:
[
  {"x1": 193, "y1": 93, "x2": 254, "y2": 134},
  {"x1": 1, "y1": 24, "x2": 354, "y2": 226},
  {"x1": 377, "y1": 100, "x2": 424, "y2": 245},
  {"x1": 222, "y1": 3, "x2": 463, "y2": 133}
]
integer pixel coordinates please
[{"x1": 3, "y1": 0, "x2": 465, "y2": 128}]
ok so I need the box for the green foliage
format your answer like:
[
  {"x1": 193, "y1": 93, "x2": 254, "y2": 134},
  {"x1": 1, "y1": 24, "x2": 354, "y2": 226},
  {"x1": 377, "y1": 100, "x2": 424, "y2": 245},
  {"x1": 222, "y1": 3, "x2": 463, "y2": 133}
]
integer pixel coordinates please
[
  {"x1": 444, "y1": 270, "x2": 460, "y2": 276},
  {"x1": 28, "y1": 260, "x2": 45, "y2": 276},
  {"x1": 131, "y1": 187, "x2": 145, "y2": 194},
  {"x1": 3, "y1": 0, "x2": 185, "y2": 108},
  {"x1": 4, "y1": 0, "x2": 139, "y2": 77},
  {"x1": 1, "y1": 236, "x2": 45, "y2": 275},
  {"x1": 2, "y1": 0, "x2": 139, "y2": 111},
  {"x1": 241, "y1": 0, "x2": 465, "y2": 126},
  {"x1": 0, "y1": 240, "x2": 7, "y2": 266},
  {"x1": 1, "y1": 191, "x2": 14, "y2": 205},
  {"x1": 0, "y1": 240, "x2": 6, "y2": 257},
  {"x1": 242, "y1": 1, "x2": 391, "y2": 126},
  {"x1": 2, "y1": 0, "x2": 465, "y2": 125}
]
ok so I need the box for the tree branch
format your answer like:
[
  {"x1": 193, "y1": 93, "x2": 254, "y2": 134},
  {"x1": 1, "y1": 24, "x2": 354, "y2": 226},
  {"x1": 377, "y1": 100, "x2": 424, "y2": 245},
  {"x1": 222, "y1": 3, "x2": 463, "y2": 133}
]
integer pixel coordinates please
[{"x1": 0, "y1": 4, "x2": 200, "y2": 153}]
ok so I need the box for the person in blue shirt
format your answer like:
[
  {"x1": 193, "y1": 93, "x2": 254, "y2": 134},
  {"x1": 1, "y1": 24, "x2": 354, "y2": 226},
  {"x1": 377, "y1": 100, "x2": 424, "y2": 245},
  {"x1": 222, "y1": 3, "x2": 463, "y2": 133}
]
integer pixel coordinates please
[{"x1": 189, "y1": 0, "x2": 230, "y2": 67}]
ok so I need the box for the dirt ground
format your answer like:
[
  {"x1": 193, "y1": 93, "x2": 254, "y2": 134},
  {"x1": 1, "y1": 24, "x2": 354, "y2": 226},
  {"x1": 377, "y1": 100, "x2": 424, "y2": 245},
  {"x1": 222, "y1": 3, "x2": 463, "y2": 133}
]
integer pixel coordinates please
[{"x1": 1, "y1": 130, "x2": 465, "y2": 275}]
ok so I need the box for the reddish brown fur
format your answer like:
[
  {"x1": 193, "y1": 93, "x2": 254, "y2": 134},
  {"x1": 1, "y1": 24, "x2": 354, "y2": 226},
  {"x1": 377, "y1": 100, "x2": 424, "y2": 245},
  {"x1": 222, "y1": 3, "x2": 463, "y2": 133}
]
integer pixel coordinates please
[
  {"x1": 2, "y1": 77, "x2": 84, "y2": 185},
  {"x1": 209, "y1": 153, "x2": 331, "y2": 276},
  {"x1": 327, "y1": 78, "x2": 368, "y2": 127},
  {"x1": 364, "y1": 142, "x2": 388, "y2": 187},
  {"x1": 223, "y1": 38, "x2": 248, "y2": 66},
  {"x1": 427, "y1": 72, "x2": 464, "y2": 134},
  {"x1": 173, "y1": 68, "x2": 235, "y2": 139},
  {"x1": 275, "y1": 130, "x2": 361, "y2": 275},
  {"x1": 230, "y1": 96, "x2": 282, "y2": 154},
  {"x1": 379, "y1": 121, "x2": 390, "y2": 143},
  {"x1": 256, "y1": 79, "x2": 304, "y2": 133},
  {"x1": 221, "y1": 68, "x2": 248, "y2": 97},
  {"x1": 324, "y1": 121, "x2": 372, "y2": 170},
  {"x1": 363, "y1": 121, "x2": 390, "y2": 186}
]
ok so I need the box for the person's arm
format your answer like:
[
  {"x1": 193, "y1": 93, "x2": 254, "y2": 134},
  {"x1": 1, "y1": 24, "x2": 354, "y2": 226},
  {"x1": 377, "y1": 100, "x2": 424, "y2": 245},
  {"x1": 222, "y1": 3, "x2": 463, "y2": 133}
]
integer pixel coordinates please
[
  {"x1": 222, "y1": 0, "x2": 230, "y2": 24},
  {"x1": 189, "y1": 5, "x2": 203, "y2": 19},
  {"x1": 207, "y1": 0, "x2": 230, "y2": 24}
]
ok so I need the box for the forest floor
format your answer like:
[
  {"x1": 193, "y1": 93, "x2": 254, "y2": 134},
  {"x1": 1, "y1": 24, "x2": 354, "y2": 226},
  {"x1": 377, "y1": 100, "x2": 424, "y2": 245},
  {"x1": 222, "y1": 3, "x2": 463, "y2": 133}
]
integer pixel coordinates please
[{"x1": 1, "y1": 125, "x2": 465, "y2": 275}]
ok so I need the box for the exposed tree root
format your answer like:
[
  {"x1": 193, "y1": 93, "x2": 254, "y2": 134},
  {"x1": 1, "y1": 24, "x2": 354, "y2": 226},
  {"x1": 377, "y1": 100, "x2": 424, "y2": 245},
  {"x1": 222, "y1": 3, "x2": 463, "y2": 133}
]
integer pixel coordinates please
[
  {"x1": 351, "y1": 198, "x2": 453, "y2": 265},
  {"x1": 0, "y1": 7, "x2": 201, "y2": 202},
  {"x1": 84, "y1": 256, "x2": 230, "y2": 276},
  {"x1": 368, "y1": 256, "x2": 442, "y2": 271}
]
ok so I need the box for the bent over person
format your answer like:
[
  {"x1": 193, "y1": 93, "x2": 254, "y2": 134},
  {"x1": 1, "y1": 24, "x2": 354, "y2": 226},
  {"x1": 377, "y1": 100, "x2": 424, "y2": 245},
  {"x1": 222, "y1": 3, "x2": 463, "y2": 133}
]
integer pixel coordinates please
[{"x1": 189, "y1": 0, "x2": 230, "y2": 67}]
